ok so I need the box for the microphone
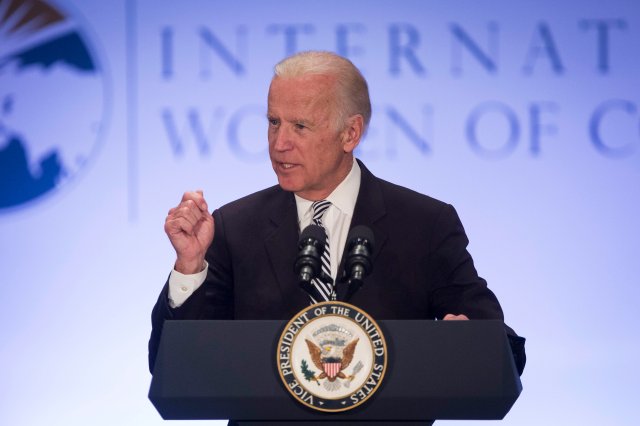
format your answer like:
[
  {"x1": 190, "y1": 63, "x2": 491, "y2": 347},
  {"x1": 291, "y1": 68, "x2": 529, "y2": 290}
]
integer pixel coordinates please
[
  {"x1": 343, "y1": 225, "x2": 375, "y2": 301},
  {"x1": 294, "y1": 224, "x2": 326, "y2": 300}
]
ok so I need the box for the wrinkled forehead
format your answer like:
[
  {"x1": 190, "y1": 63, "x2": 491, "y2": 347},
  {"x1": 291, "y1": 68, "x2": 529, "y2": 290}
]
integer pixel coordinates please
[
  {"x1": 267, "y1": 74, "x2": 340, "y2": 124},
  {"x1": 268, "y1": 74, "x2": 337, "y2": 105}
]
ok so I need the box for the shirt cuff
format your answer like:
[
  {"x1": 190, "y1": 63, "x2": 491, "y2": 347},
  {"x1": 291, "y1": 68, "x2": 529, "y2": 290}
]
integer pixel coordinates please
[{"x1": 168, "y1": 261, "x2": 208, "y2": 308}]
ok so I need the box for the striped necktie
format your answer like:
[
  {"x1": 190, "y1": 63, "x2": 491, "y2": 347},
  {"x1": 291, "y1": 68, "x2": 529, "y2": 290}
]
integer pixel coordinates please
[{"x1": 310, "y1": 200, "x2": 334, "y2": 303}]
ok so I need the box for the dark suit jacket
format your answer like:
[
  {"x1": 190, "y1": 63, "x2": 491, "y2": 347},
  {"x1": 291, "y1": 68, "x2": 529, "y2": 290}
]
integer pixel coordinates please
[{"x1": 149, "y1": 161, "x2": 525, "y2": 373}]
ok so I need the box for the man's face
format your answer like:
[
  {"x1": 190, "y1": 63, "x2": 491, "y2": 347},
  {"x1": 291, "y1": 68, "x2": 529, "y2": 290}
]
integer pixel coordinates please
[{"x1": 267, "y1": 74, "x2": 358, "y2": 201}]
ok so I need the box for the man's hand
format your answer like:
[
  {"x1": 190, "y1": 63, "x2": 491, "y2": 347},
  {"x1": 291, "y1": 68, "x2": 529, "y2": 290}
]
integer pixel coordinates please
[
  {"x1": 443, "y1": 314, "x2": 469, "y2": 321},
  {"x1": 164, "y1": 190, "x2": 214, "y2": 274}
]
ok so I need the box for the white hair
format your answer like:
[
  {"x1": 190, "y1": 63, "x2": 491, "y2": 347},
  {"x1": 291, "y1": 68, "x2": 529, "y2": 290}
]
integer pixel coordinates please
[{"x1": 273, "y1": 51, "x2": 371, "y2": 132}]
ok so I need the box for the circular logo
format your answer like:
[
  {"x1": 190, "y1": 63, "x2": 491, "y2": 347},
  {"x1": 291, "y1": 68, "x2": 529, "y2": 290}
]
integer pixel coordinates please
[
  {"x1": 277, "y1": 301, "x2": 387, "y2": 412},
  {"x1": 0, "y1": 0, "x2": 109, "y2": 212}
]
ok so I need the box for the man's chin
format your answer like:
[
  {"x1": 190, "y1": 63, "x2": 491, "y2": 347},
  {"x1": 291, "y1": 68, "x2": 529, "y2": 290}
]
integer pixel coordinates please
[{"x1": 276, "y1": 177, "x2": 302, "y2": 193}]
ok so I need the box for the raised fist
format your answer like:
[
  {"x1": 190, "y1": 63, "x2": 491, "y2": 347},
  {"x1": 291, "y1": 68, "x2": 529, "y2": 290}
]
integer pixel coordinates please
[{"x1": 164, "y1": 190, "x2": 215, "y2": 274}]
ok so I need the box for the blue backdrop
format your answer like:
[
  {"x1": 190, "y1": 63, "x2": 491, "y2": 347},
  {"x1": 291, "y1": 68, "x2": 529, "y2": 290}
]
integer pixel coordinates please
[{"x1": 1, "y1": 0, "x2": 639, "y2": 424}]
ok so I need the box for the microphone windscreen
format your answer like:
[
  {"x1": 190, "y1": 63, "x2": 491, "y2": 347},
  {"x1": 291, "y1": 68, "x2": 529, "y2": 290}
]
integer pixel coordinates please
[
  {"x1": 347, "y1": 225, "x2": 375, "y2": 250},
  {"x1": 299, "y1": 224, "x2": 326, "y2": 246}
]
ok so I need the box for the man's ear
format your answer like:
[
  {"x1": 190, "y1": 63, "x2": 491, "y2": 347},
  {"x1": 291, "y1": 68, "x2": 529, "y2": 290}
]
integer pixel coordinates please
[{"x1": 341, "y1": 114, "x2": 364, "y2": 153}]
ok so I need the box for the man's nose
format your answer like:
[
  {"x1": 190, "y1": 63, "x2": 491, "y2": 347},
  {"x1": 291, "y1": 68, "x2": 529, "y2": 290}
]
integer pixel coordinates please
[{"x1": 272, "y1": 125, "x2": 294, "y2": 151}]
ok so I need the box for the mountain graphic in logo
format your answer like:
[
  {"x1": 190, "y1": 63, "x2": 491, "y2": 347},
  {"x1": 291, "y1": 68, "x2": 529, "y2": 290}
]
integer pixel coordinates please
[{"x1": 0, "y1": 0, "x2": 108, "y2": 211}]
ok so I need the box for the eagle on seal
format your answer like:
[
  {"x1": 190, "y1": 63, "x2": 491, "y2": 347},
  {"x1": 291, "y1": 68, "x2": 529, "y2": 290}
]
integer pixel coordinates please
[{"x1": 305, "y1": 337, "x2": 359, "y2": 382}]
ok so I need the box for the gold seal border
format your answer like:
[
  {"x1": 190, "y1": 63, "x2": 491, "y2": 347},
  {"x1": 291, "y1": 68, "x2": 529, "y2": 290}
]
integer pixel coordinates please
[
  {"x1": 276, "y1": 301, "x2": 388, "y2": 413},
  {"x1": 288, "y1": 315, "x2": 376, "y2": 402}
]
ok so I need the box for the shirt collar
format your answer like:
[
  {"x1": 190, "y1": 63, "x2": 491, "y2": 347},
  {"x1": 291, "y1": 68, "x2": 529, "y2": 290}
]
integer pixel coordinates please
[{"x1": 295, "y1": 158, "x2": 361, "y2": 223}]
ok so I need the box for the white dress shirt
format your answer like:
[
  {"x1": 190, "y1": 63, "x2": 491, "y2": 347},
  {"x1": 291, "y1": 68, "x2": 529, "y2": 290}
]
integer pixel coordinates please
[
  {"x1": 294, "y1": 159, "x2": 361, "y2": 282},
  {"x1": 168, "y1": 159, "x2": 362, "y2": 308}
]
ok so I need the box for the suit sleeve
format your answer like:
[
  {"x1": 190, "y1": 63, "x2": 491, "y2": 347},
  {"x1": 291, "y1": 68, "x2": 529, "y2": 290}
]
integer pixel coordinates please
[
  {"x1": 148, "y1": 209, "x2": 234, "y2": 373},
  {"x1": 427, "y1": 203, "x2": 526, "y2": 375}
]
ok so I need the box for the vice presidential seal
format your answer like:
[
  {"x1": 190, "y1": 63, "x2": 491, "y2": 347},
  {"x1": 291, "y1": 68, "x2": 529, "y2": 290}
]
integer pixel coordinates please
[{"x1": 277, "y1": 301, "x2": 387, "y2": 412}]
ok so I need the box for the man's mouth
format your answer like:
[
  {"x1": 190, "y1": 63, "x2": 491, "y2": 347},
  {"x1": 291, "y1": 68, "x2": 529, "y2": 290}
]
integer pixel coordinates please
[{"x1": 277, "y1": 162, "x2": 298, "y2": 170}]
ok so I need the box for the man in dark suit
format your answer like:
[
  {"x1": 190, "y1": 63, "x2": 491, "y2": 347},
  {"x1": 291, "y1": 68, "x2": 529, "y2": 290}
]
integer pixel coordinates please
[{"x1": 149, "y1": 51, "x2": 525, "y2": 374}]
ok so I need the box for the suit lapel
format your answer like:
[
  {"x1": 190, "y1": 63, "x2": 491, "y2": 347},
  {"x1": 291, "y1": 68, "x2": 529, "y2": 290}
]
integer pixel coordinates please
[
  {"x1": 263, "y1": 191, "x2": 308, "y2": 314},
  {"x1": 262, "y1": 161, "x2": 389, "y2": 309},
  {"x1": 336, "y1": 160, "x2": 388, "y2": 300}
]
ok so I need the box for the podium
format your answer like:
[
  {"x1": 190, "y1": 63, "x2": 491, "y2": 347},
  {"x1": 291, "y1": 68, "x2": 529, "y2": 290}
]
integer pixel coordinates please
[{"x1": 149, "y1": 320, "x2": 521, "y2": 424}]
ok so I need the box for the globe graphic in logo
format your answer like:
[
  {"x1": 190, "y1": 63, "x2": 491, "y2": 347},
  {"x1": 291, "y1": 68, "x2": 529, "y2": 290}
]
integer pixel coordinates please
[{"x1": 0, "y1": 0, "x2": 108, "y2": 211}]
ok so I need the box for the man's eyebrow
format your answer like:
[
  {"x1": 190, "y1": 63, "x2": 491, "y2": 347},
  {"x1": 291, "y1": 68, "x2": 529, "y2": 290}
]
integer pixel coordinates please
[{"x1": 290, "y1": 117, "x2": 315, "y2": 126}]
